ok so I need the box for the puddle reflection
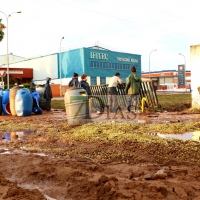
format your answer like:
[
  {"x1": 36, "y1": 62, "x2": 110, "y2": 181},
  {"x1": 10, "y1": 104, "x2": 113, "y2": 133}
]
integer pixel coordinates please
[
  {"x1": 157, "y1": 131, "x2": 200, "y2": 142},
  {"x1": 2, "y1": 130, "x2": 34, "y2": 142}
]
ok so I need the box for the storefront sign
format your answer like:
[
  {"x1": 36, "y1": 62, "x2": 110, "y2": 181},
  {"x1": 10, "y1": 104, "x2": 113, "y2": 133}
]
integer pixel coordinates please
[
  {"x1": 117, "y1": 57, "x2": 138, "y2": 63},
  {"x1": 9, "y1": 70, "x2": 23, "y2": 74},
  {"x1": 90, "y1": 52, "x2": 138, "y2": 63},
  {"x1": 90, "y1": 52, "x2": 108, "y2": 60}
]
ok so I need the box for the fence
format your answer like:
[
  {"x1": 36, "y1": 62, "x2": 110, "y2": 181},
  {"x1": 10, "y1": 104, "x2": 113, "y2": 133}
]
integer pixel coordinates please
[{"x1": 90, "y1": 79, "x2": 160, "y2": 111}]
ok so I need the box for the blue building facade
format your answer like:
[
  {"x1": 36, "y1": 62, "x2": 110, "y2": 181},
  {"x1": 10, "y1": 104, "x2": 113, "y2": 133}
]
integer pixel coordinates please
[{"x1": 59, "y1": 46, "x2": 141, "y2": 85}]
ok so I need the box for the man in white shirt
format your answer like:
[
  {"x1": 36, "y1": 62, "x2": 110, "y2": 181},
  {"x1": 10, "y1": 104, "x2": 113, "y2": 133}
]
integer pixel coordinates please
[{"x1": 108, "y1": 72, "x2": 123, "y2": 113}]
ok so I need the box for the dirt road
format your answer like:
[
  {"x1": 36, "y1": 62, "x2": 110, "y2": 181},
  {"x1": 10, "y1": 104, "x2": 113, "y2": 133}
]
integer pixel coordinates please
[{"x1": 0, "y1": 109, "x2": 200, "y2": 200}]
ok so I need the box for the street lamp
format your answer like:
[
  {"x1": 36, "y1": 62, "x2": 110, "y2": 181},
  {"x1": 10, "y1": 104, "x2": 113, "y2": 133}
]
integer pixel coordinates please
[
  {"x1": 179, "y1": 53, "x2": 186, "y2": 66},
  {"x1": 179, "y1": 53, "x2": 186, "y2": 87},
  {"x1": 0, "y1": 11, "x2": 21, "y2": 89},
  {"x1": 60, "y1": 37, "x2": 64, "y2": 97},
  {"x1": 149, "y1": 49, "x2": 157, "y2": 80}
]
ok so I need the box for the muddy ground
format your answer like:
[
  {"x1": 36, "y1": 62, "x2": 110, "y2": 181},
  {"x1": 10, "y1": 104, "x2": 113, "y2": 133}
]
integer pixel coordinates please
[{"x1": 0, "y1": 104, "x2": 200, "y2": 200}]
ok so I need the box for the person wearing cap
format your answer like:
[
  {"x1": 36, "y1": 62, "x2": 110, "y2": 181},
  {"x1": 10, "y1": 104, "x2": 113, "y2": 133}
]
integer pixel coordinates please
[
  {"x1": 80, "y1": 74, "x2": 92, "y2": 97},
  {"x1": 69, "y1": 72, "x2": 80, "y2": 88},
  {"x1": 44, "y1": 77, "x2": 53, "y2": 111},
  {"x1": 108, "y1": 72, "x2": 123, "y2": 113},
  {"x1": 125, "y1": 66, "x2": 141, "y2": 113}
]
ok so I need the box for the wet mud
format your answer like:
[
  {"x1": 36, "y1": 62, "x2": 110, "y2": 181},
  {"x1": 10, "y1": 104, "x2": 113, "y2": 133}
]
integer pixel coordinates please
[{"x1": 0, "y1": 109, "x2": 200, "y2": 199}]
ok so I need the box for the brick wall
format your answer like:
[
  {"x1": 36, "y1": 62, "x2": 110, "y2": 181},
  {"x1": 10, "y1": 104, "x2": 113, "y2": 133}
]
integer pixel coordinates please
[{"x1": 50, "y1": 84, "x2": 70, "y2": 97}]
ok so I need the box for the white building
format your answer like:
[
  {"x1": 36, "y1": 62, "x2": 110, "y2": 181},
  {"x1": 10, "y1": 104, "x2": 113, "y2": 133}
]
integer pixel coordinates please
[{"x1": 190, "y1": 44, "x2": 200, "y2": 108}]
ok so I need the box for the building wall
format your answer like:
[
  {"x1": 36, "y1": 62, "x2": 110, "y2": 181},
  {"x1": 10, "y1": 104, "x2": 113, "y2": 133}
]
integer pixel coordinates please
[
  {"x1": 0, "y1": 54, "x2": 25, "y2": 65},
  {"x1": 83, "y1": 47, "x2": 141, "y2": 78},
  {"x1": 142, "y1": 71, "x2": 191, "y2": 90},
  {"x1": 6, "y1": 47, "x2": 141, "y2": 86},
  {"x1": 58, "y1": 47, "x2": 141, "y2": 85},
  {"x1": 59, "y1": 48, "x2": 84, "y2": 79},
  {"x1": 190, "y1": 44, "x2": 200, "y2": 108},
  {"x1": 8, "y1": 54, "x2": 58, "y2": 84},
  {"x1": 159, "y1": 77, "x2": 174, "y2": 85}
]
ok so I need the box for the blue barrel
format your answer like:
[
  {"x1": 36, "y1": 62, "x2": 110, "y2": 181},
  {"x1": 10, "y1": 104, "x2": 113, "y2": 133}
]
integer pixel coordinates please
[
  {"x1": 15, "y1": 88, "x2": 33, "y2": 116},
  {"x1": 0, "y1": 90, "x2": 2, "y2": 115},
  {"x1": 32, "y1": 91, "x2": 42, "y2": 114},
  {"x1": 2, "y1": 90, "x2": 10, "y2": 115}
]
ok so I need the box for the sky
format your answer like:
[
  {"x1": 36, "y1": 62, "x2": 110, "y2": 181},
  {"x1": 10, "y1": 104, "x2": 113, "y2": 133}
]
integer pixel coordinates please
[{"x1": 0, "y1": 0, "x2": 200, "y2": 72}]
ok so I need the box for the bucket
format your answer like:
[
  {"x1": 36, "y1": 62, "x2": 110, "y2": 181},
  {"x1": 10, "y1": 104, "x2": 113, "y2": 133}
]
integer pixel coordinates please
[
  {"x1": 2, "y1": 90, "x2": 10, "y2": 115},
  {"x1": 15, "y1": 88, "x2": 33, "y2": 116},
  {"x1": 9, "y1": 86, "x2": 24, "y2": 116},
  {"x1": 36, "y1": 84, "x2": 47, "y2": 110},
  {"x1": 64, "y1": 88, "x2": 91, "y2": 125}
]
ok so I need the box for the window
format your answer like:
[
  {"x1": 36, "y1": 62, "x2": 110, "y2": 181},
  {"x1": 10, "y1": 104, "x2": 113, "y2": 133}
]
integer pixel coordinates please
[
  {"x1": 91, "y1": 76, "x2": 97, "y2": 85},
  {"x1": 99, "y1": 62, "x2": 103, "y2": 68},
  {"x1": 111, "y1": 63, "x2": 115, "y2": 69},
  {"x1": 95, "y1": 62, "x2": 99, "y2": 68},
  {"x1": 100, "y1": 77, "x2": 106, "y2": 84},
  {"x1": 118, "y1": 64, "x2": 122, "y2": 70},
  {"x1": 123, "y1": 64, "x2": 126, "y2": 70},
  {"x1": 91, "y1": 61, "x2": 94, "y2": 68},
  {"x1": 103, "y1": 63, "x2": 106, "y2": 69},
  {"x1": 93, "y1": 61, "x2": 97, "y2": 68}
]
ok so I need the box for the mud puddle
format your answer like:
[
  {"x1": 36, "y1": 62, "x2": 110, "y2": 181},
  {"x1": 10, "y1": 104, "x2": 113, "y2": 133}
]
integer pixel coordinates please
[{"x1": 2, "y1": 130, "x2": 34, "y2": 142}]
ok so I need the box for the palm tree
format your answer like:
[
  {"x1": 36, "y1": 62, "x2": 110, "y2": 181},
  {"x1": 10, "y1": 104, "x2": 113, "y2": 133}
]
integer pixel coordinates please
[{"x1": 0, "y1": 19, "x2": 6, "y2": 42}]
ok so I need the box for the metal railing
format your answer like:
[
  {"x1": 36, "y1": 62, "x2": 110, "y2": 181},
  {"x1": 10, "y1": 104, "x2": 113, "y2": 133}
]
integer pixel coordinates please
[{"x1": 90, "y1": 79, "x2": 160, "y2": 110}]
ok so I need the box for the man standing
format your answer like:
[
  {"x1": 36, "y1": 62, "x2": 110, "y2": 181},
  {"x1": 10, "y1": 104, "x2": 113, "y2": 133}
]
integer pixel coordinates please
[
  {"x1": 69, "y1": 72, "x2": 80, "y2": 88},
  {"x1": 108, "y1": 72, "x2": 123, "y2": 113},
  {"x1": 125, "y1": 66, "x2": 141, "y2": 113},
  {"x1": 80, "y1": 74, "x2": 92, "y2": 97},
  {"x1": 44, "y1": 77, "x2": 53, "y2": 111}
]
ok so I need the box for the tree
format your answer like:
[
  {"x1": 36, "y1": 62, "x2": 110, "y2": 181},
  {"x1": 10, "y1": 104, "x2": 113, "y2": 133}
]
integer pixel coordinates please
[{"x1": 0, "y1": 19, "x2": 6, "y2": 42}]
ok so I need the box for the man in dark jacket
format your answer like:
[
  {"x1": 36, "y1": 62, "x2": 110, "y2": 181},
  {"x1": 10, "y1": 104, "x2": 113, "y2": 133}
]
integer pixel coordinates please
[
  {"x1": 125, "y1": 66, "x2": 141, "y2": 113},
  {"x1": 69, "y1": 72, "x2": 80, "y2": 88},
  {"x1": 44, "y1": 77, "x2": 53, "y2": 111}
]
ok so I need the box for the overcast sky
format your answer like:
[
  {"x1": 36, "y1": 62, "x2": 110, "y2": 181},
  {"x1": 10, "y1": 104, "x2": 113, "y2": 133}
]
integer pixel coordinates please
[{"x1": 0, "y1": 0, "x2": 200, "y2": 72}]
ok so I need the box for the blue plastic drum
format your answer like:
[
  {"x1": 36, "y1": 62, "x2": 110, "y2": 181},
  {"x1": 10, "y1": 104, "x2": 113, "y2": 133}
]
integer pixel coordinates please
[
  {"x1": 0, "y1": 90, "x2": 2, "y2": 115},
  {"x1": 15, "y1": 88, "x2": 33, "y2": 116},
  {"x1": 2, "y1": 90, "x2": 10, "y2": 115}
]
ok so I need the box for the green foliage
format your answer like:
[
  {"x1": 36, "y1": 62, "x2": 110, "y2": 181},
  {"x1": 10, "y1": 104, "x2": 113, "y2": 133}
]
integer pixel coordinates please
[
  {"x1": 0, "y1": 30, "x2": 4, "y2": 41},
  {"x1": 22, "y1": 83, "x2": 31, "y2": 88},
  {"x1": 0, "y1": 19, "x2": 6, "y2": 42},
  {"x1": 4, "y1": 83, "x2": 31, "y2": 89}
]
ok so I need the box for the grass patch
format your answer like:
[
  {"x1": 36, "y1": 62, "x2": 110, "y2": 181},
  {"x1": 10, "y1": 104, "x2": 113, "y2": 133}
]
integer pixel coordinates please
[
  {"x1": 51, "y1": 93, "x2": 192, "y2": 112},
  {"x1": 52, "y1": 99, "x2": 65, "y2": 110},
  {"x1": 157, "y1": 93, "x2": 191, "y2": 103},
  {"x1": 157, "y1": 93, "x2": 191, "y2": 111}
]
